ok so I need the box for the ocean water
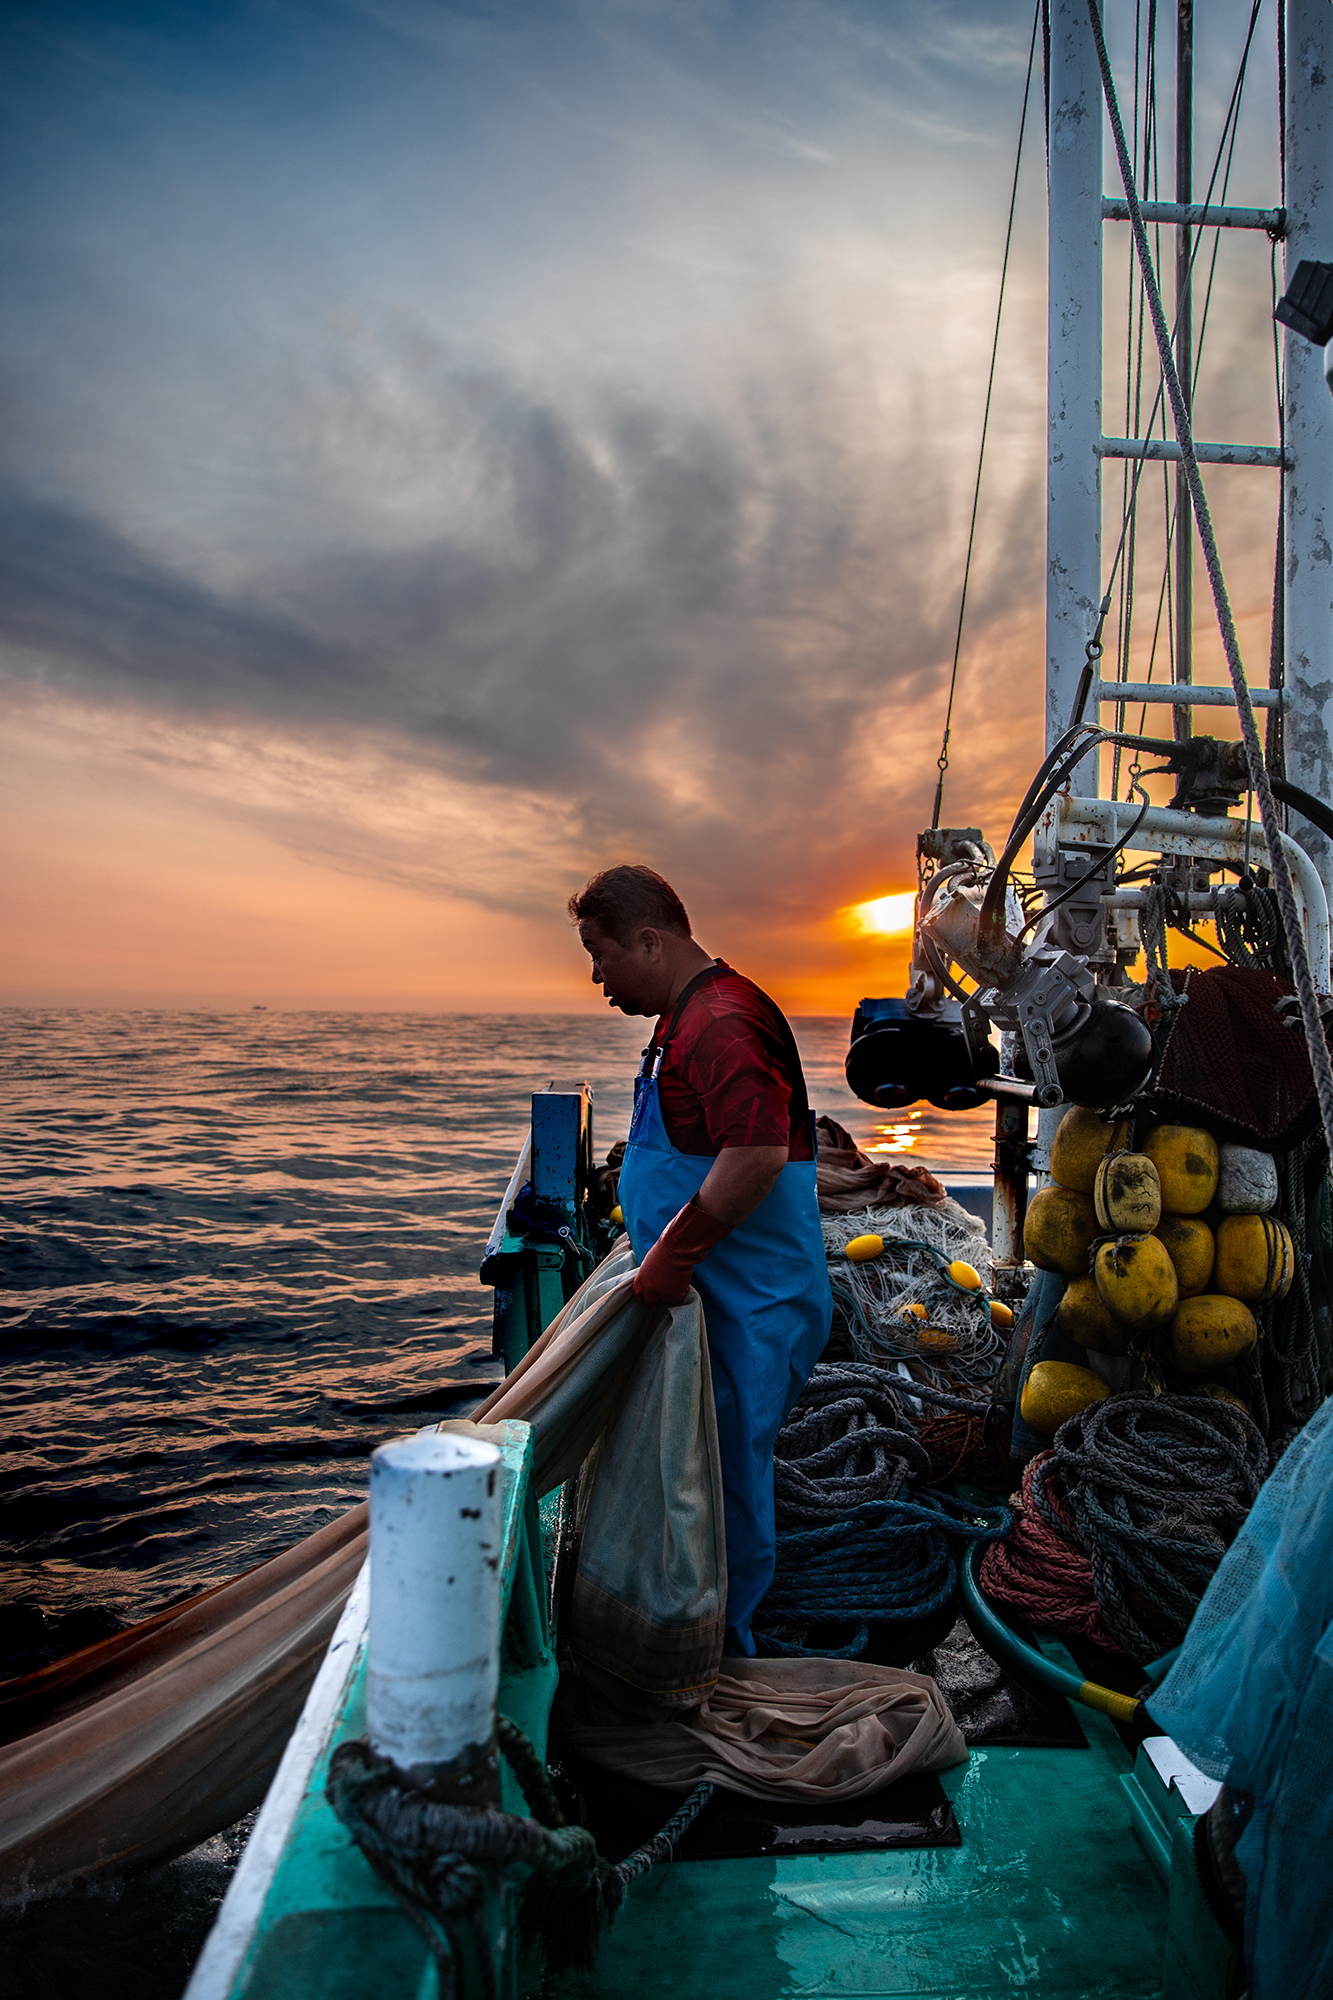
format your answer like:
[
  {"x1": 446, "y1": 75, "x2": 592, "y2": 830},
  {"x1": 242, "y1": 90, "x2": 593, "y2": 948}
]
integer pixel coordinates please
[
  {"x1": 0, "y1": 1007, "x2": 995, "y2": 1995},
  {"x1": 0, "y1": 1009, "x2": 992, "y2": 1678}
]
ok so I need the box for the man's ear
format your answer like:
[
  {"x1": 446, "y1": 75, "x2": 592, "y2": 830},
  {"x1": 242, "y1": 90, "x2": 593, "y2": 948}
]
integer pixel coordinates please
[{"x1": 638, "y1": 926, "x2": 664, "y2": 961}]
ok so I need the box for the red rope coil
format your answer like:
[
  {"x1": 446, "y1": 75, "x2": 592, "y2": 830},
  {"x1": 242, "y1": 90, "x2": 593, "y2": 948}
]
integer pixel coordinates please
[{"x1": 977, "y1": 1453, "x2": 1127, "y2": 1654}]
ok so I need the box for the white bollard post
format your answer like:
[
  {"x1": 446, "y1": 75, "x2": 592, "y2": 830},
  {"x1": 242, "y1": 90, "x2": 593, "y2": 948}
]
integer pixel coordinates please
[{"x1": 366, "y1": 1431, "x2": 504, "y2": 1785}]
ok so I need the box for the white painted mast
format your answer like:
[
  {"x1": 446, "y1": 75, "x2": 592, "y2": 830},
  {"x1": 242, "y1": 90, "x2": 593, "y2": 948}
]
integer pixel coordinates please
[
  {"x1": 1046, "y1": 0, "x2": 1104, "y2": 766},
  {"x1": 1283, "y1": 0, "x2": 1333, "y2": 911}
]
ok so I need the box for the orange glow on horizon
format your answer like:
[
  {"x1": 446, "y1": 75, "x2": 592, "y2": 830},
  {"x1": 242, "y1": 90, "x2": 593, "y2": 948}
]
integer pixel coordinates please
[{"x1": 842, "y1": 891, "x2": 916, "y2": 937}]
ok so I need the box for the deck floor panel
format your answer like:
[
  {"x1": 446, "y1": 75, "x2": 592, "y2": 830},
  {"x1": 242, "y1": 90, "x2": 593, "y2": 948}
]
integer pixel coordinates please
[{"x1": 546, "y1": 1709, "x2": 1167, "y2": 1999}]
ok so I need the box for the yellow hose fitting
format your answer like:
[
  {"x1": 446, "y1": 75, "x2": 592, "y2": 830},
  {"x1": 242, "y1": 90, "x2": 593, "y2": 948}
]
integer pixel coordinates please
[{"x1": 1077, "y1": 1680, "x2": 1143, "y2": 1724}]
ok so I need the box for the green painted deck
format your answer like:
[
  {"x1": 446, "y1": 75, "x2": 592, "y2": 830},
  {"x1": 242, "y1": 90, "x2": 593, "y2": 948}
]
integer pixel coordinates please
[
  {"x1": 221, "y1": 1419, "x2": 559, "y2": 2000},
  {"x1": 201, "y1": 1418, "x2": 1173, "y2": 2000},
  {"x1": 547, "y1": 1683, "x2": 1167, "y2": 2000}
]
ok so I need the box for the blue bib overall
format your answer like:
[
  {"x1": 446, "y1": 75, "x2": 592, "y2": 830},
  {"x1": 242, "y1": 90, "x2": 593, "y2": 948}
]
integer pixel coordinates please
[{"x1": 617, "y1": 984, "x2": 832, "y2": 1655}]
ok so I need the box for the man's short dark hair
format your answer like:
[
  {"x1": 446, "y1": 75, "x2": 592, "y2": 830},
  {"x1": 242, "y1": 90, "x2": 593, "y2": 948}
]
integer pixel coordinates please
[{"x1": 568, "y1": 865, "x2": 692, "y2": 943}]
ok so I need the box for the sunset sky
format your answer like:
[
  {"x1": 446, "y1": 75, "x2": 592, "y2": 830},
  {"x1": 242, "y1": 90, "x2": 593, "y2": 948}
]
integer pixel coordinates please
[{"x1": 0, "y1": 0, "x2": 1287, "y2": 1012}]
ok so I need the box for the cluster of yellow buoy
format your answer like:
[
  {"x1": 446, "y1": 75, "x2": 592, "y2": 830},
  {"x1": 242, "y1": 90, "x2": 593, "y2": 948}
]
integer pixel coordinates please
[
  {"x1": 842, "y1": 1234, "x2": 1013, "y2": 1355},
  {"x1": 1020, "y1": 1107, "x2": 1293, "y2": 1434}
]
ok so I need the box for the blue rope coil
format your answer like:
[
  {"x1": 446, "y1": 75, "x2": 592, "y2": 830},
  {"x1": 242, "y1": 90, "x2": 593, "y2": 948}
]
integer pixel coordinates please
[{"x1": 755, "y1": 1490, "x2": 1012, "y2": 1659}]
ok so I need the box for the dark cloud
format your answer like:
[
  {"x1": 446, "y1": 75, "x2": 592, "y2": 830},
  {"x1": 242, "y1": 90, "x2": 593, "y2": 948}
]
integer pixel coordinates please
[
  {"x1": 0, "y1": 349, "x2": 995, "y2": 910},
  {"x1": 0, "y1": 0, "x2": 1280, "y2": 952}
]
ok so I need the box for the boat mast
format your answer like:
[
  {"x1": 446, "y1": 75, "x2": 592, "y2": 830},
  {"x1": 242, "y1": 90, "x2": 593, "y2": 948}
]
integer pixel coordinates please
[
  {"x1": 1045, "y1": 0, "x2": 1103, "y2": 767},
  {"x1": 1283, "y1": 0, "x2": 1333, "y2": 913},
  {"x1": 1175, "y1": 1, "x2": 1194, "y2": 741}
]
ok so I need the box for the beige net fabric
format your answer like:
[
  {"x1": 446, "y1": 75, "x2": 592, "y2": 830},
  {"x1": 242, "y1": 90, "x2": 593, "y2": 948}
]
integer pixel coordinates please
[
  {"x1": 482, "y1": 1241, "x2": 966, "y2": 1794},
  {"x1": 815, "y1": 1115, "x2": 949, "y2": 1213},
  {"x1": 556, "y1": 1655, "x2": 965, "y2": 1800},
  {"x1": 477, "y1": 1242, "x2": 726, "y2": 1702}
]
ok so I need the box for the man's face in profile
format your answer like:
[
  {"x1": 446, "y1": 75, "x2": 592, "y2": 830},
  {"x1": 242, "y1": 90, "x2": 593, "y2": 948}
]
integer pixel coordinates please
[{"x1": 578, "y1": 921, "x2": 661, "y2": 1015}]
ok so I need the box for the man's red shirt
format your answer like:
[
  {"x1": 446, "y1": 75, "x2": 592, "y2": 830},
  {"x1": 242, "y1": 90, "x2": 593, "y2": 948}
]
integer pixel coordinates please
[{"x1": 648, "y1": 961, "x2": 815, "y2": 1160}]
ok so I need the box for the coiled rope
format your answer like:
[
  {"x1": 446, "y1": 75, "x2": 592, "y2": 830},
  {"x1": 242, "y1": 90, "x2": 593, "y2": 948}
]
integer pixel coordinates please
[
  {"x1": 775, "y1": 1361, "x2": 1007, "y2": 1499},
  {"x1": 985, "y1": 1394, "x2": 1267, "y2": 1662},
  {"x1": 757, "y1": 1365, "x2": 1010, "y2": 1657},
  {"x1": 978, "y1": 1453, "x2": 1124, "y2": 1654},
  {"x1": 327, "y1": 1719, "x2": 713, "y2": 1994},
  {"x1": 757, "y1": 1488, "x2": 1011, "y2": 1659},
  {"x1": 773, "y1": 1365, "x2": 935, "y2": 1524}
]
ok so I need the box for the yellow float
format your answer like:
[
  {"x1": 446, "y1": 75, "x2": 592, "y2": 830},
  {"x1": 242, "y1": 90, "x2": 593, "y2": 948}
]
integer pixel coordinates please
[
  {"x1": 844, "y1": 1234, "x2": 885, "y2": 1263},
  {"x1": 1049, "y1": 1106, "x2": 1122, "y2": 1194},
  {"x1": 1153, "y1": 1214, "x2": 1215, "y2": 1298},
  {"x1": 1057, "y1": 1274, "x2": 1131, "y2": 1355},
  {"x1": 1142, "y1": 1124, "x2": 1220, "y2": 1214},
  {"x1": 1166, "y1": 1294, "x2": 1259, "y2": 1372},
  {"x1": 917, "y1": 1327, "x2": 959, "y2": 1354},
  {"x1": 1094, "y1": 1233, "x2": 1179, "y2": 1329},
  {"x1": 1213, "y1": 1213, "x2": 1294, "y2": 1304},
  {"x1": 1024, "y1": 1185, "x2": 1100, "y2": 1276},
  {"x1": 1020, "y1": 1360, "x2": 1110, "y2": 1436},
  {"x1": 1093, "y1": 1152, "x2": 1162, "y2": 1234}
]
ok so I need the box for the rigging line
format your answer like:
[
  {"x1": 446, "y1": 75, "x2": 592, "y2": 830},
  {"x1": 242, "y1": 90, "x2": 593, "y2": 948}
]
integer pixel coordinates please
[
  {"x1": 1104, "y1": 14, "x2": 1260, "y2": 583},
  {"x1": 1189, "y1": 0, "x2": 1263, "y2": 399},
  {"x1": 1123, "y1": 0, "x2": 1257, "y2": 772},
  {"x1": 1120, "y1": 0, "x2": 1162, "y2": 794},
  {"x1": 1114, "y1": 0, "x2": 1159, "y2": 797},
  {"x1": 1278, "y1": 0, "x2": 1287, "y2": 200},
  {"x1": 1268, "y1": 235, "x2": 1287, "y2": 788},
  {"x1": 1088, "y1": 0, "x2": 1333, "y2": 1171},
  {"x1": 1085, "y1": 0, "x2": 1266, "y2": 728},
  {"x1": 930, "y1": 0, "x2": 1040, "y2": 833}
]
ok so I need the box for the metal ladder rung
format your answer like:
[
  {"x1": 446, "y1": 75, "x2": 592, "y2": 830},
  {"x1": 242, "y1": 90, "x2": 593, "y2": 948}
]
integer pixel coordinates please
[
  {"x1": 1101, "y1": 196, "x2": 1285, "y2": 234},
  {"x1": 1093, "y1": 681, "x2": 1283, "y2": 710},
  {"x1": 1098, "y1": 436, "x2": 1290, "y2": 469}
]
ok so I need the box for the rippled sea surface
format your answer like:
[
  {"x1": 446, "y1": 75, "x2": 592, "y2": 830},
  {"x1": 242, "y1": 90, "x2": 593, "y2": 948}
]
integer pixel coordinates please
[{"x1": 0, "y1": 1010, "x2": 992, "y2": 1681}]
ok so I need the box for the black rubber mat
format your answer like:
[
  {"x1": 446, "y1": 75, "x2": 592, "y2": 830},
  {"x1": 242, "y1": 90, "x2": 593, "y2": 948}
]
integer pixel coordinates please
[{"x1": 551, "y1": 1756, "x2": 960, "y2": 1861}]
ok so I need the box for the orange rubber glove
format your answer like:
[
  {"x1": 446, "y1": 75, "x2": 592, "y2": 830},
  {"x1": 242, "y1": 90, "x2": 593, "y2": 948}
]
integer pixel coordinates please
[{"x1": 631, "y1": 1194, "x2": 732, "y2": 1306}]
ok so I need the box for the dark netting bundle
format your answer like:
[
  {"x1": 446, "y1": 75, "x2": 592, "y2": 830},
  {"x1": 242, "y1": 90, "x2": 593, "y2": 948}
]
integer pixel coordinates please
[{"x1": 1152, "y1": 964, "x2": 1330, "y2": 1146}]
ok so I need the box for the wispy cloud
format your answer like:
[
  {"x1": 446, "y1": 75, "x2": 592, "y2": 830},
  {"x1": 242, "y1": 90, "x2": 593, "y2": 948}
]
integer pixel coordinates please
[{"x1": 0, "y1": 0, "x2": 1286, "y2": 999}]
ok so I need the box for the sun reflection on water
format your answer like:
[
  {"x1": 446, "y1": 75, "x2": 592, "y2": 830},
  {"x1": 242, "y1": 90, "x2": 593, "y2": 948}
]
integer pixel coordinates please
[{"x1": 864, "y1": 1109, "x2": 925, "y2": 1155}]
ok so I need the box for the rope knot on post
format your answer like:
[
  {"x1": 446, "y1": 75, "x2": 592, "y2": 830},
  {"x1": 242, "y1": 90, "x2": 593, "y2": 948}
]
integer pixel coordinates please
[{"x1": 328, "y1": 1725, "x2": 714, "y2": 1994}]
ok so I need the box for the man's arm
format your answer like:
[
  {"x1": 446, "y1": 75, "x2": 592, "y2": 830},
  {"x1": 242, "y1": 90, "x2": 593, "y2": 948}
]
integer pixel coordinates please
[
  {"x1": 631, "y1": 1144, "x2": 788, "y2": 1306},
  {"x1": 696, "y1": 1144, "x2": 787, "y2": 1226}
]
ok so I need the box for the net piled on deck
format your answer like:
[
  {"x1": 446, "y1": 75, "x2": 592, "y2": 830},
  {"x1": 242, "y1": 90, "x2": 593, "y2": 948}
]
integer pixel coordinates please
[{"x1": 822, "y1": 1204, "x2": 1004, "y2": 1388}]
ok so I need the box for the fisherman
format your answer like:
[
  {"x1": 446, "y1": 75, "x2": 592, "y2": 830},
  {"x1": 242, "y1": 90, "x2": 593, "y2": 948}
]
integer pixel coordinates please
[{"x1": 569, "y1": 864, "x2": 832, "y2": 1657}]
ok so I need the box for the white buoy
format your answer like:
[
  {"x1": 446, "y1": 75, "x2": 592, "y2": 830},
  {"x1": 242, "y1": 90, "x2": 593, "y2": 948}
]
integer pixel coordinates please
[{"x1": 366, "y1": 1431, "x2": 504, "y2": 1776}]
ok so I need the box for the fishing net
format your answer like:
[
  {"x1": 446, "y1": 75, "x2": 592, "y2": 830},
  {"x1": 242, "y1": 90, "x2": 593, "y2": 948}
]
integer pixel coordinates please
[
  {"x1": 814, "y1": 1116, "x2": 949, "y2": 1213},
  {"x1": 822, "y1": 1203, "x2": 1002, "y2": 1387},
  {"x1": 1150, "y1": 1393, "x2": 1333, "y2": 2000},
  {"x1": 1151, "y1": 963, "x2": 1328, "y2": 1146}
]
